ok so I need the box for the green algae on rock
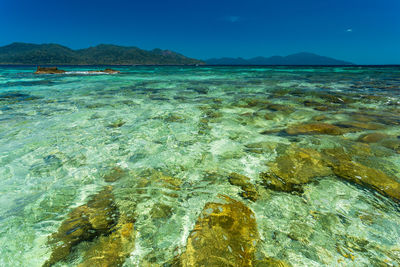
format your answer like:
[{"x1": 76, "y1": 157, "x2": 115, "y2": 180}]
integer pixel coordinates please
[
  {"x1": 380, "y1": 139, "x2": 400, "y2": 154},
  {"x1": 319, "y1": 93, "x2": 354, "y2": 104},
  {"x1": 357, "y1": 132, "x2": 389, "y2": 143},
  {"x1": 332, "y1": 160, "x2": 400, "y2": 202},
  {"x1": 264, "y1": 112, "x2": 276, "y2": 120},
  {"x1": 0, "y1": 91, "x2": 42, "y2": 103},
  {"x1": 43, "y1": 206, "x2": 95, "y2": 267},
  {"x1": 103, "y1": 166, "x2": 128, "y2": 183},
  {"x1": 260, "y1": 146, "x2": 332, "y2": 192},
  {"x1": 313, "y1": 106, "x2": 330, "y2": 111},
  {"x1": 349, "y1": 112, "x2": 400, "y2": 126},
  {"x1": 150, "y1": 203, "x2": 173, "y2": 219},
  {"x1": 334, "y1": 121, "x2": 386, "y2": 131},
  {"x1": 43, "y1": 186, "x2": 119, "y2": 267},
  {"x1": 303, "y1": 100, "x2": 322, "y2": 107},
  {"x1": 285, "y1": 123, "x2": 343, "y2": 135},
  {"x1": 78, "y1": 215, "x2": 135, "y2": 267},
  {"x1": 323, "y1": 148, "x2": 400, "y2": 202},
  {"x1": 311, "y1": 115, "x2": 328, "y2": 121},
  {"x1": 237, "y1": 98, "x2": 271, "y2": 108},
  {"x1": 107, "y1": 119, "x2": 126, "y2": 128},
  {"x1": 244, "y1": 142, "x2": 277, "y2": 154},
  {"x1": 266, "y1": 103, "x2": 294, "y2": 114},
  {"x1": 259, "y1": 144, "x2": 400, "y2": 202},
  {"x1": 228, "y1": 172, "x2": 259, "y2": 201},
  {"x1": 164, "y1": 113, "x2": 185, "y2": 122}
]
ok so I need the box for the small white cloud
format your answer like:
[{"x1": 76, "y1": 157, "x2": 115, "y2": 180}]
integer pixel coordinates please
[
  {"x1": 222, "y1": 16, "x2": 240, "y2": 23},
  {"x1": 346, "y1": 28, "x2": 353, "y2": 32}
]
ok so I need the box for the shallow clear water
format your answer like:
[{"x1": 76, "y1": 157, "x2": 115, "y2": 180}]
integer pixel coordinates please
[{"x1": 0, "y1": 66, "x2": 399, "y2": 266}]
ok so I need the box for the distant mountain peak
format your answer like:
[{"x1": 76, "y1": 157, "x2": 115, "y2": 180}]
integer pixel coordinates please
[{"x1": 207, "y1": 53, "x2": 353, "y2": 65}]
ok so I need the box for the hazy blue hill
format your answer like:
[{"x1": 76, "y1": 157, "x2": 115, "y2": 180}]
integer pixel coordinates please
[
  {"x1": 206, "y1": 52, "x2": 353, "y2": 65},
  {"x1": 247, "y1": 56, "x2": 285, "y2": 65},
  {"x1": 283, "y1": 52, "x2": 352, "y2": 65},
  {"x1": 0, "y1": 43, "x2": 203, "y2": 65}
]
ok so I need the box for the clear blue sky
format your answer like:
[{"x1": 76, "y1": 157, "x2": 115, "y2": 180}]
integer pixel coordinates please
[{"x1": 0, "y1": 0, "x2": 399, "y2": 64}]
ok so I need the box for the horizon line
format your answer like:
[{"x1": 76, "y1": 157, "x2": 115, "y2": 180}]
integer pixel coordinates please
[{"x1": 2, "y1": 41, "x2": 399, "y2": 65}]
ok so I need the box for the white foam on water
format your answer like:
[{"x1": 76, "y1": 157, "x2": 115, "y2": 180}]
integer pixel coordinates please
[{"x1": 64, "y1": 71, "x2": 112, "y2": 75}]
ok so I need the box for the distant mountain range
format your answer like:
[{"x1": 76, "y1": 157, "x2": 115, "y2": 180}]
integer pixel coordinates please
[
  {"x1": 206, "y1": 52, "x2": 353, "y2": 65},
  {"x1": 0, "y1": 43, "x2": 203, "y2": 65},
  {"x1": 0, "y1": 43, "x2": 353, "y2": 65}
]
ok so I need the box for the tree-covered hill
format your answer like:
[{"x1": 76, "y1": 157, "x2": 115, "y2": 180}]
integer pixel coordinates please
[{"x1": 0, "y1": 43, "x2": 204, "y2": 65}]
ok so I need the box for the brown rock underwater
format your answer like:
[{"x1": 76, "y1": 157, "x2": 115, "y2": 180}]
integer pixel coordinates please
[
  {"x1": 260, "y1": 145, "x2": 400, "y2": 202},
  {"x1": 43, "y1": 186, "x2": 135, "y2": 267},
  {"x1": 172, "y1": 195, "x2": 289, "y2": 267}
]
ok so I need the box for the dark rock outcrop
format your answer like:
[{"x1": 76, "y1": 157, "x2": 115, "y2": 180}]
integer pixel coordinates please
[
  {"x1": 88, "y1": 68, "x2": 121, "y2": 74},
  {"x1": 35, "y1": 67, "x2": 121, "y2": 75},
  {"x1": 35, "y1": 66, "x2": 66, "y2": 74}
]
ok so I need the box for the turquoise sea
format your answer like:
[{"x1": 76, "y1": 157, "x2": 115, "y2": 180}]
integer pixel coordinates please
[{"x1": 0, "y1": 66, "x2": 399, "y2": 266}]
